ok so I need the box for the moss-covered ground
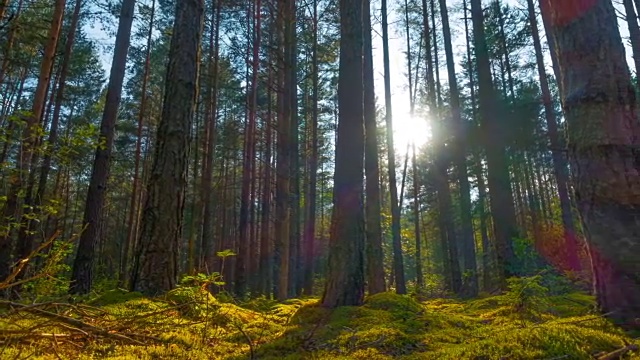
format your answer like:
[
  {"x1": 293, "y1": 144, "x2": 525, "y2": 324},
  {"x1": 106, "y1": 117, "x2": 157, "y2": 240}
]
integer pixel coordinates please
[{"x1": 1, "y1": 287, "x2": 638, "y2": 359}]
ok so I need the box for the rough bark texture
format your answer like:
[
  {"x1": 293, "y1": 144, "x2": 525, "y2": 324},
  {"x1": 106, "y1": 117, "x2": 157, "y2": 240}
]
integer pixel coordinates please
[
  {"x1": 541, "y1": 0, "x2": 640, "y2": 330},
  {"x1": 68, "y1": 0, "x2": 136, "y2": 295},
  {"x1": 321, "y1": 0, "x2": 365, "y2": 308},
  {"x1": 363, "y1": 0, "x2": 385, "y2": 295},
  {"x1": 130, "y1": 0, "x2": 204, "y2": 296}
]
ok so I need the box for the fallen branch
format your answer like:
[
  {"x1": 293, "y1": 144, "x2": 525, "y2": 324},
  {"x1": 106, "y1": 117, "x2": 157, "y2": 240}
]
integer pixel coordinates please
[{"x1": 596, "y1": 344, "x2": 639, "y2": 360}]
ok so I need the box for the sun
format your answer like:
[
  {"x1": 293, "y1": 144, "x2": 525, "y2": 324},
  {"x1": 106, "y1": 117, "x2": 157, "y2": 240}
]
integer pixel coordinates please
[{"x1": 392, "y1": 104, "x2": 431, "y2": 154}]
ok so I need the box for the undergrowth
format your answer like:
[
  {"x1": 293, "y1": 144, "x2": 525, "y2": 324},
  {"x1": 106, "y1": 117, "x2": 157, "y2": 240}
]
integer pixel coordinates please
[{"x1": 1, "y1": 276, "x2": 638, "y2": 359}]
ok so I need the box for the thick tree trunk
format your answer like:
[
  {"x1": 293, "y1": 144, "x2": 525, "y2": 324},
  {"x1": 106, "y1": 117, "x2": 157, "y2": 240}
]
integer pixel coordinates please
[
  {"x1": 69, "y1": 0, "x2": 136, "y2": 295},
  {"x1": 130, "y1": 0, "x2": 204, "y2": 296},
  {"x1": 321, "y1": 0, "x2": 365, "y2": 307},
  {"x1": 541, "y1": 0, "x2": 640, "y2": 330}
]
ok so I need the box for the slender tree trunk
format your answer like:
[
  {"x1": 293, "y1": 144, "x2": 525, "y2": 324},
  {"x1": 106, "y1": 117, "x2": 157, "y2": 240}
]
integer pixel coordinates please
[
  {"x1": 260, "y1": 41, "x2": 274, "y2": 297},
  {"x1": 201, "y1": 0, "x2": 222, "y2": 274},
  {"x1": 303, "y1": 0, "x2": 320, "y2": 296},
  {"x1": 120, "y1": 0, "x2": 155, "y2": 287},
  {"x1": 412, "y1": 144, "x2": 424, "y2": 290},
  {"x1": 439, "y1": 0, "x2": 477, "y2": 297},
  {"x1": 623, "y1": 0, "x2": 640, "y2": 89},
  {"x1": 470, "y1": 0, "x2": 518, "y2": 286},
  {"x1": 541, "y1": 0, "x2": 640, "y2": 329},
  {"x1": 274, "y1": 0, "x2": 291, "y2": 300},
  {"x1": 0, "y1": 0, "x2": 65, "y2": 283},
  {"x1": 363, "y1": 0, "x2": 385, "y2": 295},
  {"x1": 237, "y1": 0, "x2": 262, "y2": 298},
  {"x1": 69, "y1": 0, "x2": 136, "y2": 295},
  {"x1": 131, "y1": 0, "x2": 204, "y2": 296},
  {"x1": 287, "y1": 0, "x2": 300, "y2": 298},
  {"x1": 526, "y1": 0, "x2": 579, "y2": 270},
  {"x1": 381, "y1": 0, "x2": 407, "y2": 294}
]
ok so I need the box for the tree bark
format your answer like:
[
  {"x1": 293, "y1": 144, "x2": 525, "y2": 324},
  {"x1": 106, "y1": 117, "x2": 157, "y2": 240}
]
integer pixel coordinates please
[
  {"x1": 541, "y1": 0, "x2": 640, "y2": 330},
  {"x1": 130, "y1": 0, "x2": 204, "y2": 296},
  {"x1": 321, "y1": 0, "x2": 366, "y2": 307},
  {"x1": 381, "y1": 0, "x2": 407, "y2": 295},
  {"x1": 69, "y1": 0, "x2": 136, "y2": 295},
  {"x1": 363, "y1": 0, "x2": 385, "y2": 295}
]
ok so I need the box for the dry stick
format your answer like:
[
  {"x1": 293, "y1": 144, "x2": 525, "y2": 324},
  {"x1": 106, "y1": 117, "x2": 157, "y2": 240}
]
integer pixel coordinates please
[
  {"x1": 0, "y1": 301, "x2": 144, "y2": 345},
  {"x1": 0, "y1": 231, "x2": 61, "y2": 290},
  {"x1": 596, "y1": 344, "x2": 639, "y2": 360}
]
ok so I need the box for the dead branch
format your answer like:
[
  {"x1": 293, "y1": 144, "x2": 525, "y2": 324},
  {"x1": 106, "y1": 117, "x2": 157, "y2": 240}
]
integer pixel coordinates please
[{"x1": 596, "y1": 344, "x2": 639, "y2": 360}]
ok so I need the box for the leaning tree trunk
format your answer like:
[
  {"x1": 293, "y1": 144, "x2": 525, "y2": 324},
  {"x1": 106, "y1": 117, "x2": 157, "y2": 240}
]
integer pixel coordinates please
[
  {"x1": 321, "y1": 0, "x2": 366, "y2": 308},
  {"x1": 540, "y1": 0, "x2": 640, "y2": 330},
  {"x1": 130, "y1": 0, "x2": 204, "y2": 296},
  {"x1": 69, "y1": 0, "x2": 136, "y2": 295}
]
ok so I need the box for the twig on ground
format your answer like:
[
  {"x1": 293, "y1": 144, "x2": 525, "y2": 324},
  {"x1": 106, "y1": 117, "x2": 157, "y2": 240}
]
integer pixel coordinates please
[{"x1": 597, "y1": 344, "x2": 639, "y2": 360}]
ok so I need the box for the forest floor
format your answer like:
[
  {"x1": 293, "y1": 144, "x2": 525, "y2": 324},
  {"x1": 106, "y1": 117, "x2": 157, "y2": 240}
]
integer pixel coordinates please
[{"x1": 1, "y1": 283, "x2": 639, "y2": 360}]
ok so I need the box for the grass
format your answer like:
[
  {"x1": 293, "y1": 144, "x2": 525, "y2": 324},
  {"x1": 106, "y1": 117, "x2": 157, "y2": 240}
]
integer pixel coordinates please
[{"x1": 0, "y1": 287, "x2": 638, "y2": 359}]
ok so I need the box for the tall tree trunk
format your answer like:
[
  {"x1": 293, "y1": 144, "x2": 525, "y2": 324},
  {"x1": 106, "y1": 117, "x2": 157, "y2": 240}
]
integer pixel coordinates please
[
  {"x1": 68, "y1": 0, "x2": 136, "y2": 295},
  {"x1": 412, "y1": 143, "x2": 424, "y2": 290},
  {"x1": 130, "y1": 0, "x2": 204, "y2": 296},
  {"x1": 526, "y1": 0, "x2": 579, "y2": 271},
  {"x1": 201, "y1": 0, "x2": 222, "y2": 274},
  {"x1": 0, "y1": 0, "x2": 65, "y2": 283},
  {"x1": 237, "y1": 0, "x2": 262, "y2": 298},
  {"x1": 439, "y1": 0, "x2": 477, "y2": 297},
  {"x1": 260, "y1": 41, "x2": 274, "y2": 297},
  {"x1": 321, "y1": 0, "x2": 365, "y2": 307},
  {"x1": 363, "y1": 0, "x2": 385, "y2": 295},
  {"x1": 303, "y1": 0, "x2": 320, "y2": 296},
  {"x1": 470, "y1": 0, "x2": 518, "y2": 286},
  {"x1": 120, "y1": 0, "x2": 155, "y2": 287},
  {"x1": 381, "y1": 0, "x2": 407, "y2": 294},
  {"x1": 274, "y1": 0, "x2": 291, "y2": 301},
  {"x1": 541, "y1": 0, "x2": 640, "y2": 330},
  {"x1": 287, "y1": 0, "x2": 300, "y2": 298}
]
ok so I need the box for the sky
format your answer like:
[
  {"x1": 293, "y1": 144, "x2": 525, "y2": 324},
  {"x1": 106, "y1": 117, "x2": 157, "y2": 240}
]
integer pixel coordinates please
[{"x1": 83, "y1": 0, "x2": 635, "y2": 154}]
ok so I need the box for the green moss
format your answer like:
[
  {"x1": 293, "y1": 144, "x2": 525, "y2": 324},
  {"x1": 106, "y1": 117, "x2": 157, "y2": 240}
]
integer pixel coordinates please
[{"x1": 3, "y1": 289, "x2": 637, "y2": 360}]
